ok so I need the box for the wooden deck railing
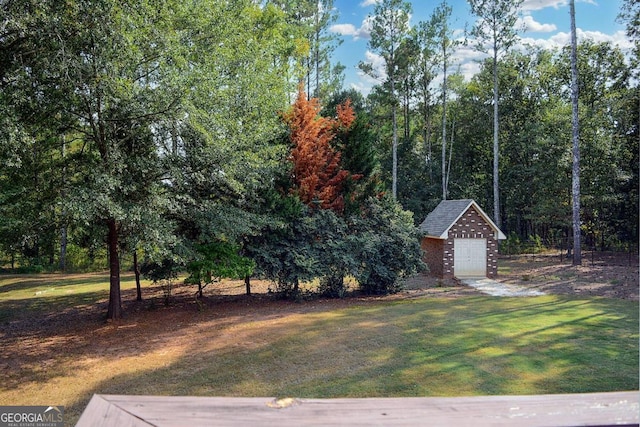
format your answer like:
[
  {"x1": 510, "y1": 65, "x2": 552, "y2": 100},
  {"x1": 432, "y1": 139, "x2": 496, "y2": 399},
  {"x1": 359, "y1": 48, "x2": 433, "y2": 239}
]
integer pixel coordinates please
[{"x1": 76, "y1": 391, "x2": 638, "y2": 426}]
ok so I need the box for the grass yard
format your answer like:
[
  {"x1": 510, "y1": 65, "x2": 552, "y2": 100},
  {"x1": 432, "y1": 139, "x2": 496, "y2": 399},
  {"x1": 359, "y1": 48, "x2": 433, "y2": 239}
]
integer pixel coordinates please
[{"x1": 0, "y1": 271, "x2": 638, "y2": 426}]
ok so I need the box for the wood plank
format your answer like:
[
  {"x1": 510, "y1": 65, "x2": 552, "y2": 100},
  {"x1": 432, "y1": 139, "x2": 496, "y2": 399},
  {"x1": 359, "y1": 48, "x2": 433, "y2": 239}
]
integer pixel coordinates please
[
  {"x1": 76, "y1": 392, "x2": 639, "y2": 427},
  {"x1": 75, "y1": 394, "x2": 154, "y2": 427}
]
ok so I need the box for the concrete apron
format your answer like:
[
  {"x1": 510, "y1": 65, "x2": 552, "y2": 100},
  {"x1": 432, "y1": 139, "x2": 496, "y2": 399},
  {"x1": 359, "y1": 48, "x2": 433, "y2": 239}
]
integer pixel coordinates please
[{"x1": 460, "y1": 278, "x2": 545, "y2": 297}]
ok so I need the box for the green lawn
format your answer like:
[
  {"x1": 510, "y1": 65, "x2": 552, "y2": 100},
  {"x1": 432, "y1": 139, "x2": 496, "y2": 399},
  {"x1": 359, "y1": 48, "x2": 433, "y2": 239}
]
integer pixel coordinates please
[
  {"x1": 152, "y1": 296, "x2": 637, "y2": 398},
  {"x1": 0, "y1": 272, "x2": 144, "y2": 323},
  {"x1": 0, "y1": 273, "x2": 637, "y2": 426}
]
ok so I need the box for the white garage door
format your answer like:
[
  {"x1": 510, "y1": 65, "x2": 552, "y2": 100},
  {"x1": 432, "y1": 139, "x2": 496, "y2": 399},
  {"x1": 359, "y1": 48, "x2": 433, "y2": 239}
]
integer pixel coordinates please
[{"x1": 454, "y1": 238, "x2": 487, "y2": 278}]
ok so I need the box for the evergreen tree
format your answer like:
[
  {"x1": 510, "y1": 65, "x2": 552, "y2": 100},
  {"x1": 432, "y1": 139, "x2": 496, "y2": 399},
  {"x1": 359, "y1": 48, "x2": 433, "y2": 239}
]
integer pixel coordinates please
[
  {"x1": 569, "y1": 0, "x2": 581, "y2": 264},
  {"x1": 324, "y1": 89, "x2": 380, "y2": 214},
  {"x1": 359, "y1": 0, "x2": 412, "y2": 200},
  {"x1": 468, "y1": 0, "x2": 524, "y2": 228},
  {"x1": 283, "y1": 86, "x2": 355, "y2": 213}
]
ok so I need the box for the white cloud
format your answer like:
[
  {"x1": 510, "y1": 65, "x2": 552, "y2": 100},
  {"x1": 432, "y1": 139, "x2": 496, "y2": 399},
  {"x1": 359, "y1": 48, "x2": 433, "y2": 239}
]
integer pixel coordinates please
[
  {"x1": 360, "y1": 50, "x2": 387, "y2": 81},
  {"x1": 521, "y1": 0, "x2": 596, "y2": 12},
  {"x1": 444, "y1": 27, "x2": 632, "y2": 85},
  {"x1": 331, "y1": 24, "x2": 358, "y2": 36},
  {"x1": 518, "y1": 15, "x2": 557, "y2": 33},
  {"x1": 449, "y1": 44, "x2": 490, "y2": 81},
  {"x1": 522, "y1": 0, "x2": 568, "y2": 11},
  {"x1": 519, "y1": 29, "x2": 634, "y2": 51},
  {"x1": 518, "y1": 34, "x2": 563, "y2": 51},
  {"x1": 349, "y1": 81, "x2": 373, "y2": 95},
  {"x1": 330, "y1": 16, "x2": 374, "y2": 40},
  {"x1": 453, "y1": 44, "x2": 488, "y2": 64},
  {"x1": 359, "y1": 0, "x2": 380, "y2": 6},
  {"x1": 458, "y1": 61, "x2": 483, "y2": 82},
  {"x1": 349, "y1": 50, "x2": 388, "y2": 96}
]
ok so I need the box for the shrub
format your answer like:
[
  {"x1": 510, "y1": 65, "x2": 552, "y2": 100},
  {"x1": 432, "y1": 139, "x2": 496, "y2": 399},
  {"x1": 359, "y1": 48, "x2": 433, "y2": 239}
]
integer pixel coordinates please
[
  {"x1": 528, "y1": 234, "x2": 544, "y2": 254},
  {"x1": 185, "y1": 241, "x2": 255, "y2": 299},
  {"x1": 65, "y1": 244, "x2": 108, "y2": 272},
  {"x1": 502, "y1": 232, "x2": 522, "y2": 255},
  {"x1": 246, "y1": 195, "x2": 425, "y2": 298},
  {"x1": 140, "y1": 258, "x2": 180, "y2": 306},
  {"x1": 15, "y1": 264, "x2": 45, "y2": 274},
  {"x1": 310, "y1": 209, "x2": 357, "y2": 299},
  {"x1": 318, "y1": 274, "x2": 348, "y2": 298},
  {"x1": 351, "y1": 197, "x2": 426, "y2": 295},
  {"x1": 245, "y1": 198, "x2": 319, "y2": 298}
]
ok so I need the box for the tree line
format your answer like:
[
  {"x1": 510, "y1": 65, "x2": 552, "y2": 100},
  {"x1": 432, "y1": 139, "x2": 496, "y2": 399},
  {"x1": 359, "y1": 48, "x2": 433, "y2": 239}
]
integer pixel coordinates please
[
  {"x1": 1, "y1": 0, "x2": 638, "y2": 320},
  {"x1": 360, "y1": 0, "x2": 637, "y2": 255},
  {"x1": 0, "y1": 0, "x2": 425, "y2": 319}
]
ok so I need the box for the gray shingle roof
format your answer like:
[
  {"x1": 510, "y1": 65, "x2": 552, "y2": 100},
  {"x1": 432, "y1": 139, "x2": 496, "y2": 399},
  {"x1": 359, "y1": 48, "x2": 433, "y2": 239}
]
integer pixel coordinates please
[
  {"x1": 418, "y1": 199, "x2": 506, "y2": 239},
  {"x1": 419, "y1": 199, "x2": 474, "y2": 237}
]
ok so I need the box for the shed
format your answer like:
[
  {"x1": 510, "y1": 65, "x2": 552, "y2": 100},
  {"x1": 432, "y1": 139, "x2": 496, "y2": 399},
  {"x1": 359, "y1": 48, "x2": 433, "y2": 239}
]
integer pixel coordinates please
[{"x1": 419, "y1": 199, "x2": 506, "y2": 279}]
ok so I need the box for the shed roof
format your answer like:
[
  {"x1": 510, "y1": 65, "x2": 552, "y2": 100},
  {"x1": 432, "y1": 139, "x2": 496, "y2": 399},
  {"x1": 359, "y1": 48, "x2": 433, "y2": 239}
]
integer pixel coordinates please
[{"x1": 418, "y1": 199, "x2": 506, "y2": 240}]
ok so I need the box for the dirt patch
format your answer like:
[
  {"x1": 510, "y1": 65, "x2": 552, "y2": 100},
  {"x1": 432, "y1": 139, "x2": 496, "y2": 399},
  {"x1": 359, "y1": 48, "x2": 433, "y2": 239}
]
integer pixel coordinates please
[
  {"x1": 400, "y1": 251, "x2": 638, "y2": 300},
  {"x1": 497, "y1": 252, "x2": 638, "y2": 301}
]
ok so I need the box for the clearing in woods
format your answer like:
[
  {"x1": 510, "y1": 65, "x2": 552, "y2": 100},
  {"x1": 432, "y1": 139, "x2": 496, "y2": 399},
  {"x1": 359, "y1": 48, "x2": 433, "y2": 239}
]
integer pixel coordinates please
[{"x1": 0, "y1": 252, "x2": 637, "y2": 426}]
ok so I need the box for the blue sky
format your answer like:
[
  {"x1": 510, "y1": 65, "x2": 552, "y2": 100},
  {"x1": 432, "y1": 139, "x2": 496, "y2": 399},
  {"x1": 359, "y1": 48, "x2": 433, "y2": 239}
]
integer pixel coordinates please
[{"x1": 329, "y1": 0, "x2": 630, "y2": 95}]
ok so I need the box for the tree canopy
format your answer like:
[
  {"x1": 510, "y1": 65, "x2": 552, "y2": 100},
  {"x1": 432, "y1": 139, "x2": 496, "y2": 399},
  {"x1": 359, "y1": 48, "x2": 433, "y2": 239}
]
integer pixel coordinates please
[{"x1": 0, "y1": 0, "x2": 637, "y2": 318}]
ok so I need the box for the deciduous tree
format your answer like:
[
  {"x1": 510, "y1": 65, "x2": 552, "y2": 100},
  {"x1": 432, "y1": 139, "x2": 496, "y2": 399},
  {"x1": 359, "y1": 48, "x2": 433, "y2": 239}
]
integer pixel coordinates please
[{"x1": 0, "y1": 0, "x2": 295, "y2": 319}]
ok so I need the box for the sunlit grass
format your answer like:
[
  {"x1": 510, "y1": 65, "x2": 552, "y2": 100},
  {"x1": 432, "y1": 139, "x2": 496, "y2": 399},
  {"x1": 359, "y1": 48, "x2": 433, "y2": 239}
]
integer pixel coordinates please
[
  {"x1": 0, "y1": 274, "x2": 637, "y2": 426},
  {"x1": 0, "y1": 272, "x2": 148, "y2": 324},
  {"x1": 0, "y1": 272, "x2": 144, "y2": 299},
  {"x1": 88, "y1": 296, "x2": 638, "y2": 398}
]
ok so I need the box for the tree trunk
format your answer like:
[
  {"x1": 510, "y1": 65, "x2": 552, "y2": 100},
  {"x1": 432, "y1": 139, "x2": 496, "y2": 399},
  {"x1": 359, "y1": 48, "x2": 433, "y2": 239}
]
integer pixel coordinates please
[
  {"x1": 59, "y1": 226, "x2": 67, "y2": 272},
  {"x1": 404, "y1": 87, "x2": 410, "y2": 143},
  {"x1": 307, "y1": 56, "x2": 312, "y2": 100},
  {"x1": 570, "y1": 0, "x2": 582, "y2": 265},
  {"x1": 446, "y1": 115, "x2": 455, "y2": 194},
  {"x1": 441, "y1": 41, "x2": 448, "y2": 200},
  {"x1": 245, "y1": 274, "x2": 251, "y2": 296},
  {"x1": 106, "y1": 219, "x2": 122, "y2": 320},
  {"x1": 133, "y1": 250, "x2": 142, "y2": 301},
  {"x1": 493, "y1": 43, "x2": 501, "y2": 229},
  {"x1": 391, "y1": 78, "x2": 398, "y2": 200},
  {"x1": 315, "y1": 6, "x2": 320, "y2": 98},
  {"x1": 59, "y1": 135, "x2": 67, "y2": 272},
  {"x1": 423, "y1": 88, "x2": 433, "y2": 182}
]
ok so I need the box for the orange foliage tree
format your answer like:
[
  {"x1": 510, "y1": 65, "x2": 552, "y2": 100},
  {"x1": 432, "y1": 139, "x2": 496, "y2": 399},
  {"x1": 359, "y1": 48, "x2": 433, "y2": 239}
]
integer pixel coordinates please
[{"x1": 283, "y1": 87, "x2": 355, "y2": 213}]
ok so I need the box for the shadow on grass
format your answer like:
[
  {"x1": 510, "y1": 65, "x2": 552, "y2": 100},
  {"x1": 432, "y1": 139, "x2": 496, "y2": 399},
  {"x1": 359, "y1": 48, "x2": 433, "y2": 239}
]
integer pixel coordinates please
[
  {"x1": 0, "y1": 280, "x2": 186, "y2": 336},
  {"x1": 0, "y1": 277, "x2": 637, "y2": 426},
  {"x1": 57, "y1": 296, "x2": 639, "y2": 425}
]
